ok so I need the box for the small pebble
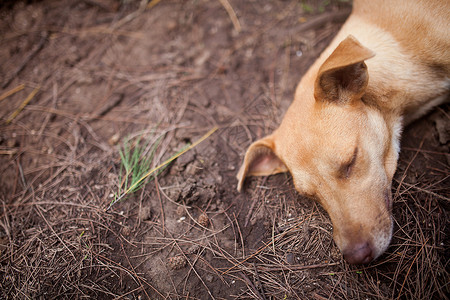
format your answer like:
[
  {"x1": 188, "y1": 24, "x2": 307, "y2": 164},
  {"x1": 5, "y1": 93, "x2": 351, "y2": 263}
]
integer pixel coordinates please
[
  {"x1": 167, "y1": 255, "x2": 186, "y2": 270},
  {"x1": 176, "y1": 205, "x2": 185, "y2": 216},
  {"x1": 187, "y1": 244, "x2": 201, "y2": 254},
  {"x1": 108, "y1": 133, "x2": 120, "y2": 146},
  {"x1": 198, "y1": 213, "x2": 209, "y2": 227},
  {"x1": 121, "y1": 226, "x2": 131, "y2": 236}
]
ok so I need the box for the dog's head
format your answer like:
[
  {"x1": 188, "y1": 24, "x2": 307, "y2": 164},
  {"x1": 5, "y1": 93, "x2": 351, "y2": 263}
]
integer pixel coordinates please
[{"x1": 237, "y1": 36, "x2": 400, "y2": 264}]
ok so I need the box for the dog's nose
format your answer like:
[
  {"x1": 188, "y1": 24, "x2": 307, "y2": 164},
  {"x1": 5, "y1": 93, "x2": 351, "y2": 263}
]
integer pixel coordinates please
[{"x1": 343, "y1": 242, "x2": 374, "y2": 264}]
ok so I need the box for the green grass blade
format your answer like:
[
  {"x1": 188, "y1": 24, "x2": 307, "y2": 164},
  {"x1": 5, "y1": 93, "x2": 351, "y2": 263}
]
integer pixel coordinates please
[{"x1": 108, "y1": 127, "x2": 218, "y2": 211}]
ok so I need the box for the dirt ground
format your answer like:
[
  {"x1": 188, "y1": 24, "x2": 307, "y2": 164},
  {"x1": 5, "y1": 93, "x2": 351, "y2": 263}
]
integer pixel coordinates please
[{"x1": 0, "y1": 0, "x2": 448, "y2": 299}]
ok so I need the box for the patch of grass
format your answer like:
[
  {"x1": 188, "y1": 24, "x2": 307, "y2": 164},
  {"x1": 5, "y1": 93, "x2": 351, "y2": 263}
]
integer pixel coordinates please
[
  {"x1": 108, "y1": 127, "x2": 218, "y2": 210},
  {"x1": 109, "y1": 133, "x2": 165, "y2": 210},
  {"x1": 118, "y1": 135, "x2": 161, "y2": 196}
]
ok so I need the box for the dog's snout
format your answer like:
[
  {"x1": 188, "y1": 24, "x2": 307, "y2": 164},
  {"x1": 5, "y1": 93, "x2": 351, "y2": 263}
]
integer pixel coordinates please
[{"x1": 343, "y1": 242, "x2": 374, "y2": 264}]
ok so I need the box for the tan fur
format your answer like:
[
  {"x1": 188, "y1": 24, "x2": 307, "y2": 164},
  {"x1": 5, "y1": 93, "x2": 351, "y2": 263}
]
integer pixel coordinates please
[{"x1": 237, "y1": 0, "x2": 449, "y2": 264}]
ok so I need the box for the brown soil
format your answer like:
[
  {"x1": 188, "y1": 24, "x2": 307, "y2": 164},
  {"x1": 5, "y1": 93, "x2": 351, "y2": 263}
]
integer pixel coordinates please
[{"x1": 0, "y1": 0, "x2": 448, "y2": 299}]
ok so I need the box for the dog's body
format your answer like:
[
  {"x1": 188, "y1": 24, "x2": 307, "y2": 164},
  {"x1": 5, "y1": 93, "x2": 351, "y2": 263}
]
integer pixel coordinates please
[{"x1": 237, "y1": 0, "x2": 449, "y2": 264}]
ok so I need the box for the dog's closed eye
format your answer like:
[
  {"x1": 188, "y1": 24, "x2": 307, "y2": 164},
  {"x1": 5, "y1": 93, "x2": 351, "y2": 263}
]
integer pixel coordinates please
[{"x1": 340, "y1": 147, "x2": 358, "y2": 179}]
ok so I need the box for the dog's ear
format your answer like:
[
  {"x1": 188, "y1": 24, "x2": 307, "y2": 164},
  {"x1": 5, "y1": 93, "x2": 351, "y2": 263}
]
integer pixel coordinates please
[
  {"x1": 237, "y1": 135, "x2": 288, "y2": 192},
  {"x1": 314, "y1": 35, "x2": 375, "y2": 103}
]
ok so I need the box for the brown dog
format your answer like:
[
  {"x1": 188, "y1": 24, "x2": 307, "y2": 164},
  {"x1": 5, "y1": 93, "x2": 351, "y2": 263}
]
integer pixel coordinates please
[{"x1": 237, "y1": 0, "x2": 449, "y2": 264}]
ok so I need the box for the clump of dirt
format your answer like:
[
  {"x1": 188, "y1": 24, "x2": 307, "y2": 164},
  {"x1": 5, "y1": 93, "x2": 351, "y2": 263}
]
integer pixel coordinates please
[{"x1": 0, "y1": 0, "x2": 448, "y2": 299}]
